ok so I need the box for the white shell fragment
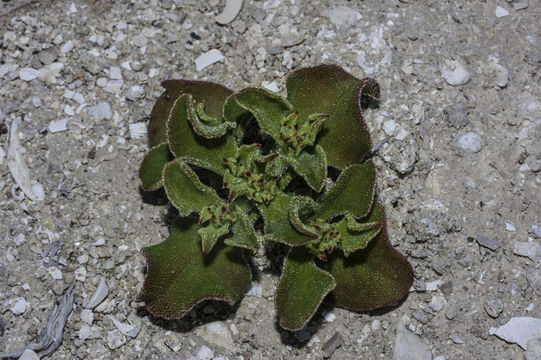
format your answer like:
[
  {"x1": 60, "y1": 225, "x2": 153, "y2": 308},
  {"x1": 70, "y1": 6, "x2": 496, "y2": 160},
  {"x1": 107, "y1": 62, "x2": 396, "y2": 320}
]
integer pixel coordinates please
[
  {"x1": 86, "y1": 277, "x2": 109, "y2": 309},
  {"x1": 490, "y1": 317, "x2": 541, "y2": 350},
  {"x1": 7, "y1": 118, "x2": 44, "y2": 202},
  {"x1": 195, "y1": 49, "x2": 225, "y2": 72},
  {"x1": 19, "y1": 67, "x2": 39, "y2": 81},
  {"x1": 440, "y1": 59, "x2": 470, "y2": 86},
  {"x1": 0, "y1": 145, "x2": 5, "y2": 166},
  {"x1": 514, "y1": 241, "x2": 541, "y2": 261},
  {"x1": 108, "y1": 315, "x2": 141, "y2": 338},
  {"x1": 495, "y1": 6, "x2": 509, "y2": 18},
  {"x1": 129, "y1": 122, "x2": 147, "y2": 139},
  {"x1": 215, "y1": 0, "x2": 243, "y2": 25},
  {"x1": 48, "y1": 118, "x2": 68, "y2": 133}
]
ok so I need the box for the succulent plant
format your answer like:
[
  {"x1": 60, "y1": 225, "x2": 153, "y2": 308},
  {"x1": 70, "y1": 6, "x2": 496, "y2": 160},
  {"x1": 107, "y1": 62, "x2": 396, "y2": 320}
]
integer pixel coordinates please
[{"x1": 137, "y1": 64, "x2": 413, "y2": 331}]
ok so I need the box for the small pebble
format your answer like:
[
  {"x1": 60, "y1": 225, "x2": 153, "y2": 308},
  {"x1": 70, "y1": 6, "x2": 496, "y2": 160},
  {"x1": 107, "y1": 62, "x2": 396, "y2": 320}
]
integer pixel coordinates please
[
  {"x1": 19, "y1": 349, "x2": 39, "y2": 360},
  {"x1": 48, "y1": 267, "x2": 63, "y2": 280},
  {"x1": 495, "y1": 6, "x2": 509, "y2": 17},
  {"x1": 323, "y1": 311, "x2": 336, "y2": 323},
  {"x1": 19, "y1": 67, "x2": 39, "y2": 81},
  {"x1": 48, "y1": 118, "x2": 68, "y2": 133},
  {"x1": 514, "y1": 0, "x2": 529, "y2": 11},
  {"x1": 107, "y1": 329, "x2": 126, "y2": 350},
  {"x1": 31, "y1": 96, "x2": 41, "y2": 108},
  {"x1": 61, "y1": 40, "x2": 74, "y2": 54},
  {"x1": 476, "y1": 235, "x2": 500, "y2": 251},
  {"x1": 109, "y1": 66, "x2": 122, "y2": 80},
  {"x1": 429, "y1": 295, "x2": 446, "y2": 312},
  {"x1": 38, "y1": 48, "x2": 58, "y2": 65},
  {"x1": 441, "y1": 59, "x2": 470, "y2": 86},
  {"x1": 485, "y1": 298, "x2": 504, "y2": 318},
  {"x1": 412, "y1": 310, "x2": 428, "y2": 324},
  {"x1": 196, "y1": 345, "x2": 214, "y2": 360},
  {"x1": 133, "y1": 34, "x2": 148, "y2": 48},
  {"x1": 88, "y1": 102, "x2": 112, "y2": 121},
  {"x1": 195, "y1": 49, "x2": 225, "y2": 71},
  {"x1": 457, "y1": 132, "x2": 482, "y2": 153},
  {"x1": 383, "y1": 119, "x2": 396, "y2": 136},
  {"x1": 126, "y1": 85, "x2": 145, "y2": 101},
  {"x1": 505, "y1": 221, "x2": 516, "y2": 232},
  {"x1": 450, "y1": 334, "x2": 465, "y2": 344},
  {"x1": 10, "y1": 297, "x2": 29, "y2": 315},
  {"x1": 80, "y1": 309, "x2": 94, "y2": 325}
]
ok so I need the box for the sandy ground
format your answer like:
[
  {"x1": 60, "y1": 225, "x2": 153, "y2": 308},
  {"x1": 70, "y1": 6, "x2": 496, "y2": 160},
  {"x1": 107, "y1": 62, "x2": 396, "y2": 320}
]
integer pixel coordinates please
[{"x1": 0, "y1": 0, "x2": 540, "y2": 359}]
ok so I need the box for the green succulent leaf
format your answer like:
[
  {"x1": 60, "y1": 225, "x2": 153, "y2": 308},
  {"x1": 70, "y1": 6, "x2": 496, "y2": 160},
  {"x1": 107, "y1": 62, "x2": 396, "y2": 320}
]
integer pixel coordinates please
[
  {"x1": 198, "y1": 223, "x2": 231, "y2": 255},
  {"x1": 148, "y1": 80, "x2": 233, "y2": 147},
  {"x1": 225, "y1": 207, "x2": 259, "y2": 251},
  {"x1": 335, "y1": 215, "x2": 381, "y2": 257},
  {"x1": 286, "y1": 64, "x2": 379, "y2": 168},
  {"x1": 289, "y1": 196, "x2": 318, "y2": 237},
  {"x1": 138, "y1": 219, "x2": 252, "y2": 319},
  {"x1": 198, "y1": 203, "x2": 237, "y2": 254},
  {"x1": 226, "y1": 87, "x2": 294, "y2": 141},
  {"x1": 167, "y1": 94, "x2": 236, "y2": 175},
  {"x1": 261, "y1": 191, "x2": 316, "y2": 246},
  {"x1": 283, "y1": 145, "x2": 328, "y2": 192},
  {"x1": 139, "y1": 142, "x2": 173, "y2": 191},
  {"x1": 275, "y1": 247, "x2": 336, "y2": 331},
  {"x1": 163, "y1": 159, "x2": 221, "y2": 217},
  {"x1": 321, "y1": 202, "x2": 414, "y2": 311},
  {"x1": 186, "y1": 94, "x2": 237, "y2": 139},
  {"x1": 315, "y1": 161, "x2": 376, "y2": 220}
]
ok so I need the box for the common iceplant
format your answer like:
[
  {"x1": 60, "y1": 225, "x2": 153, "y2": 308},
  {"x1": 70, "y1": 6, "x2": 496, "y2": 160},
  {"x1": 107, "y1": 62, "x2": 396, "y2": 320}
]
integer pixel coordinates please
[{"x1": 137, "y1": 64, "x2": 413, "y2": 331}]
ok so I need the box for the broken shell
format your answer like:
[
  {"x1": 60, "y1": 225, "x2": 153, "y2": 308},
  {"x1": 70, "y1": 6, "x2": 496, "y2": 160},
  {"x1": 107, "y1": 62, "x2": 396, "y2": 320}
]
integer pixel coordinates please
[
  {"x1": 86, "y1": 277, "x2": 109, "y2": 309},
  {"x1": 215, "y1": 0, "x2": 243, "y2": 25},
  {"x1": 7, "y1": 118, "x2": 44, "y2": 202}
]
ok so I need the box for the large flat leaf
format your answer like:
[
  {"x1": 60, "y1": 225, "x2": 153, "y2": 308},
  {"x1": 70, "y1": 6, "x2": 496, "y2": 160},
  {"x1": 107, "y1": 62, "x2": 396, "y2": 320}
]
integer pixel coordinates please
[
  {"x1": 321, "y1": 202, "x2": 413, "y2": 311},
  {"x1": 139, "y1": 142, "x2": 173, "y2": 191},
  {"x1": 275, "y1": 247, "x2": 336, "y2": 331},
  {"x1": 286, "y1": 64, "x2": 379, "y2": 168},
  {"x1": 138, "y1": 219, "x2": 252, "y2": 319},
  {"x1": 148, "y1": 80, "x2": 233, "y2": 147},
  {"x1": 167, "y1": 94, "x2": 236, "y2": 175},
  {"x1": 163, "y1": 159, "x2": 221, "y2": 217},
  {"x1": 315, "y1": 161, "x2": 376, "y2": 220},
  {"x1": 260, "y1": 191, "x2": 316, "y2": 246}
]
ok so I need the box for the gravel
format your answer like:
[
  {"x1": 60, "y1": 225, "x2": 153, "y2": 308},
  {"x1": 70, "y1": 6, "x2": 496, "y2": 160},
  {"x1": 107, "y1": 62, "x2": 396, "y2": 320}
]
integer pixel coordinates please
[{"x1": 0, "y1": 0, "x2": 539, "y2": 359}]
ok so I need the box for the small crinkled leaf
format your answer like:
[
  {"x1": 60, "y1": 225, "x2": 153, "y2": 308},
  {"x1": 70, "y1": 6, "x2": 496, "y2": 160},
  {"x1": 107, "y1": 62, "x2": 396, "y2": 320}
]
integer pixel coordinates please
[
  {"x1": 286, "y1": 64, "x2": 379, "y2": 168},
  {"x1": 336, "y1": 215, "x2": 381, "y2": 257},
  {"x1": 225, "y1": 207, "x2": 259, "y2": 250},
  {"x1": 275, "y1": 247, "x2": 336, "y2": 331},
  {"x1": 228, "y1": 87, "x2": 294, "y2": 141},
  {"x1": 138, "y1": 219, "x2": 251, "y2": 319},
  {"x1": 315, "y1": 161, "x2": 375, "y2": 220},
  {"x1": 163, "y1": 159, "x2": 221, "y2": 216},
  {"x1": 167, "y1": 94, "x2": 236, "y2": 175},
  {"x1": 289, "y1": 196, "x2": 318, "y2": 237},
  {"x1": 198, "y1": 223, "x2": 231, "y2": 255},
  {"x1": 261, "y1": 191, "x2": 315, "y2": 246},
  {"x1": 148, "y1": 80, "x2": 232, "y2": 147},
  {"x1": 321, "y1": 202, "x2": 413, "y2": 311},
  {"x1": 186, "y1": 95, "x2": 236, "y2": 139},
  {"x1": 139, "y1": 142, "x2": 173, "y2": 191},
  {"x1": 284, "y1": 145, "x2": 327, "y2": 192}
]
